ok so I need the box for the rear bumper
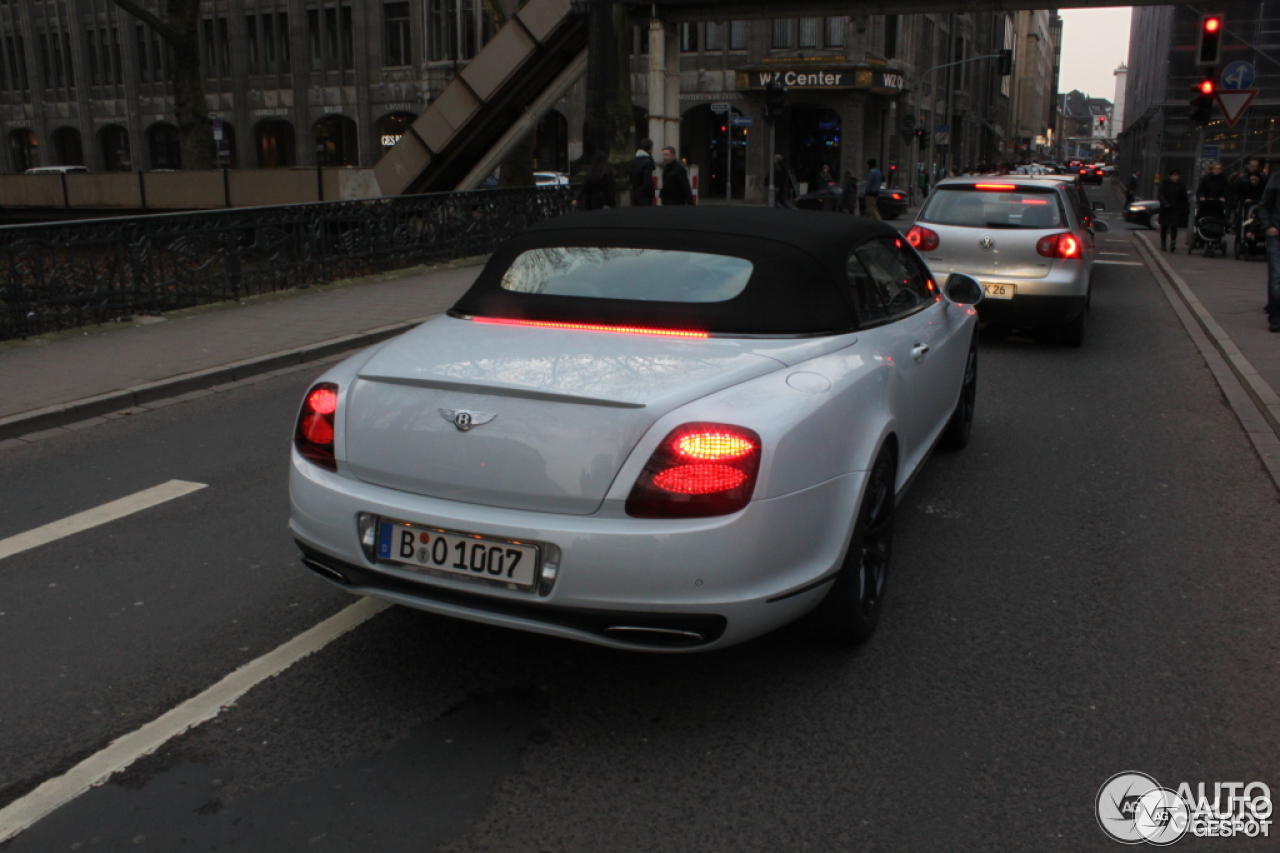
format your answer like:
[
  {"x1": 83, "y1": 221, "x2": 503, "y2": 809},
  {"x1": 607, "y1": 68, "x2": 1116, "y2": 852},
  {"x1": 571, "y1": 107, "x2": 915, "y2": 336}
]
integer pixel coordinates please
[
  {"x1": 978, "y1": 293, "x2": 1087, "y2": 326},
  {"x1": 289, "y1": 452, "x2": 866, "y2": 651}
]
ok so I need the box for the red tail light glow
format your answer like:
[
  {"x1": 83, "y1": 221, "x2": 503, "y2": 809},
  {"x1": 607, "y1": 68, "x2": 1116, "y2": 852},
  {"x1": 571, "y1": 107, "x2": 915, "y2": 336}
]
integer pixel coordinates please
[
  {"x1": 1035, "y1": 233, "x2": 1082, "y2": 259},
  {"x1": 626, "y1": 423, "x2": 762, "y2": 518},
  {"x1": 906, "y1": 225, "x2": 940, "y2": 252},
  {"x1": 975, "y1": 184, "x2": 1017, "y2": 191},
  {"x1": 295, "y1": 383, "x2": 339, "y2": 470},
  {"x1": 473, "y1": 317, "x2": 708, "y2": 339}
]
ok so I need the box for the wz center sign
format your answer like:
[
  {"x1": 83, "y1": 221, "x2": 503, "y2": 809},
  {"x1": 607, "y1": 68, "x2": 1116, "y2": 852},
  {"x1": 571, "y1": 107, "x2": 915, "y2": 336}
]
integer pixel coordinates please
[{"x1": 736, "y1": 68, "x2": 906, "y2": 94}]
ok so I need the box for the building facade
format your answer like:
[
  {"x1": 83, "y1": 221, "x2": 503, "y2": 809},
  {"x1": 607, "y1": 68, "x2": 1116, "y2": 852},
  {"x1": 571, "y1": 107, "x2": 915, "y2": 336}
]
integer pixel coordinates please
[{"x1": 1119, "y1": 2, "x2": 1279, "y2": 200}]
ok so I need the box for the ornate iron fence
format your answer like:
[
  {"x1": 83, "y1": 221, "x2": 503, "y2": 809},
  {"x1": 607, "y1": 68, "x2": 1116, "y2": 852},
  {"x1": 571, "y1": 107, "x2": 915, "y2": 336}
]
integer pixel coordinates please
[{"x1": 0, "y1": 186, "x2": 573, "y2": 341}]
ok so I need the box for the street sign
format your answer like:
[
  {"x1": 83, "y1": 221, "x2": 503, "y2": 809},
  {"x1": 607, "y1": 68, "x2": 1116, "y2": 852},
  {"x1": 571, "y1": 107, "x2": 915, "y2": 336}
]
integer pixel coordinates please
[
  {"x1": 730, "y1": 116, "x2": 753, "y2": 127},
  {"x1": 936, "y1": 124, "x2": 950, "y2": 133},
  {"x1": 935, "y1": 132, "x2": 950, "y2": 145},
  {"x1": 1201, "y1": 145, "x2": 1221, "y2": 159},
  {"x1": 1221, "y1": 60, "x2": 1256, "y2": 90},
  {"x1": 1215, "y1": 89, "x2": 1258, "y2": 127},
  {"x1": 710, "y1": 103, "x2": 729, "y2": 114}
]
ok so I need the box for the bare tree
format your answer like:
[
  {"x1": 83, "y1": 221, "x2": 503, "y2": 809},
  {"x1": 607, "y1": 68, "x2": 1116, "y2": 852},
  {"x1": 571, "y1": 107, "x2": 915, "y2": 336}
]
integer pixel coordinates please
[{"x1": 111, "y1": 0, "x2": 213, "y2": 170}]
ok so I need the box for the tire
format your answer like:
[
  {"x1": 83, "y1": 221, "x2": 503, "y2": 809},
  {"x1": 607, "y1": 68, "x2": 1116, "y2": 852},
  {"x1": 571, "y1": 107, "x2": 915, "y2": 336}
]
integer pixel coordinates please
[
  {"x1": 807, "y1": 447, "x2": 896, "y2": 646},
  {"x1": 1059, "y1": 305, "x2": 1086, "y2": 347},
  {"x1": 940, "y1": 340, "x2": 977, "y2": 451}
]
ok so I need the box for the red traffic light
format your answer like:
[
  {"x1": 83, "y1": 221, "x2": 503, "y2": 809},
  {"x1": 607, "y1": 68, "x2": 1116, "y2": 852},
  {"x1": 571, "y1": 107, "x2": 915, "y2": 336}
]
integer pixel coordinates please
[
  {"x1": 1203, "y1": 16, "x2": 1221, "y2": 32},
  {"x1": 1199, "y1": 79, "x2": 1215, "y2": 95}
]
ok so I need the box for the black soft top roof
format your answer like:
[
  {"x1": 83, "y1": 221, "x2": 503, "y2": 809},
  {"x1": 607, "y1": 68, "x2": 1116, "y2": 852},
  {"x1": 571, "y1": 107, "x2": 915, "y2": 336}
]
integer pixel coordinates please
[{"x1": 450, "y1": 207, "x2": 900, "y2": 335}]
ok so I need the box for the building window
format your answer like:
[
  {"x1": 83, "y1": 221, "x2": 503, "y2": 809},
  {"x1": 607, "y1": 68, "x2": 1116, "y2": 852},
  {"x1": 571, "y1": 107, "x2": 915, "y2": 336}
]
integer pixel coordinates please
[
  {"x1": 39, "y1": 34, "x2": 51, "y2": 88},
  {"x1": 798, "y1": 18, "x2": 819, "y2": 49},
  {"x1": 384, "y1": 3, "x2": 411, "y2": 66},
  {"x1": 772, "y1": 19, "x2": 792, "y2": 49},
  {"x1": 705, "y1": 22, "x2": 723, "y2": 51},
  {"x1": 277, "y1": 13, "x2": 290, "y2": 73},
  {"x1": 263, "y1": 13, "x2": 276, "y2": 73},
  {"x1": 729, "y1": 21, "x2": 748, "y2": 50},
  {"x1": 217, "y1": 18, "x2": 230, "y2": 76},
  {"x1": 882, "y1": 15, "x2": 895, "y2": 58},
  {"x1": 308, "y1": 9, "x2": 322, "y2": 70},
  {"x1": 680, "y1": 23, "x2": 698, "y2": 53},
  {"x1": 202, "y1": 20, "x2": 215, "y2": 77},
  {"x1": 428, "y1": 0, "x2": 456, "y2": 61},
  {"x1": 325, "y1": 7, "x2": 339, "y2": 69},
  {"x1": 460, "y1": 0, "x2": 478, "y2": 60},
  {"x1": 828, "y1": 16, "x2": 846, "y2": 48},
  {"x1": 341, "y1": 6, "x2": 354, "y2": 69},
  {"x1": 136, "y1": 25, "x2": 148, "y2": 82},
  {"x1": 86, "y1": 30, "x2": 98, "y2": 85},
  {"x1": 246, "y1": 16, "x2": 259, "y2": 74}
]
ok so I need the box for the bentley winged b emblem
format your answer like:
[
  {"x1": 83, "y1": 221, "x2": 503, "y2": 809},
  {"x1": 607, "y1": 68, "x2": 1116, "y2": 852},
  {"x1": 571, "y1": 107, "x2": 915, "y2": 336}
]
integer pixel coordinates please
[{"x1": 439, "y1": 408, "x2": 497, "y2": 431}]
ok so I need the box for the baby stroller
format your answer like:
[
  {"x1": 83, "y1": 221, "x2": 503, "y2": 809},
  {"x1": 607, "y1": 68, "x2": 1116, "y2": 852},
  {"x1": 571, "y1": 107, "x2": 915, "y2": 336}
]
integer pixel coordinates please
[
  {"x1": 1189, "y1": 200, "x2": 1229, "y2": 258},
  {"x1": 1234, "y1": 203, "x2": 1265, "y2": 260}
]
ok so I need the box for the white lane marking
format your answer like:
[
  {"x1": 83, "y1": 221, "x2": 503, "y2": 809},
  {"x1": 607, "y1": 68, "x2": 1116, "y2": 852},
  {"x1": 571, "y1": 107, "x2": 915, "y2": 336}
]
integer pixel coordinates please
[
  {"x1": 1095, "y1": 260, "x2": 1145, "y2": 266},
  {"x1": 0, "y1": 596, "x2": 390, "y2": 843},
  {"x1": 0, "y1": 480, "x2": 208, "y2": 562}
]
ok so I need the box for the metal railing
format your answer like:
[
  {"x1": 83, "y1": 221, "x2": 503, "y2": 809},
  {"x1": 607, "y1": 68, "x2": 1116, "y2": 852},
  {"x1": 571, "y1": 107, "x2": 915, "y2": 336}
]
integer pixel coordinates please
[{"x1": 0, "y1": 186, "x2": 573, "y2": 341}]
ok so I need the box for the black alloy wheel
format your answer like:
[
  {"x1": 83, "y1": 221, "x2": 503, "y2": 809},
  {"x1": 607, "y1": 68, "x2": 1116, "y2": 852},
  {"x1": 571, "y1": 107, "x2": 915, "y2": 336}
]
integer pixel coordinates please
[
  {"x1": 808, "y1": 448, "x2": 896, "y2": 645},
  {"x1": 940, "y1": 341, "x2": 977, "y2": 450}
]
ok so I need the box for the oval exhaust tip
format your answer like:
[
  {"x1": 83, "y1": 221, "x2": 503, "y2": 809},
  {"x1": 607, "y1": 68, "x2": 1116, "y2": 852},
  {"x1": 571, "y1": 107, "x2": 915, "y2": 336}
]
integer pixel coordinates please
[
  {"x1": 302, "y1": 557, "x2": 351, "y2": 585},
  {"x1": 603, "y1": 625, "x2": 705, "y2": 646}
]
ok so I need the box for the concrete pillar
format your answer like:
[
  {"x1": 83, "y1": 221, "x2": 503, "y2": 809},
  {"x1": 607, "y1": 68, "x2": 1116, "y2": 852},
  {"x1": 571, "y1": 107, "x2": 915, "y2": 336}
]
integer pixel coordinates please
[
  {"x1": 645, "y1": 18, "x2": 681, "y2": 155},
  {"x1": 843, "y1": 92, "x2": 866, "y2": 186}
]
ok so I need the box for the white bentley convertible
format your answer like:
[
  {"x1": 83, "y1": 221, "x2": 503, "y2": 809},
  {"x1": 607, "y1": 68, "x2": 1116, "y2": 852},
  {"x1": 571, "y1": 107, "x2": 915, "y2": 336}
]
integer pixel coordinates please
[{"x1": 290, "y1": 207, "x2": 983, "y2": 651}]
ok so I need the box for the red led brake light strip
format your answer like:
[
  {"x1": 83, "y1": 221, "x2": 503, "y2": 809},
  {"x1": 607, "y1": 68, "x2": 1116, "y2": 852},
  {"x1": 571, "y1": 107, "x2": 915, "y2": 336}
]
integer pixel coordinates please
[{"x1": 472, "y1": 317, "x2": 708, "y2": 339}]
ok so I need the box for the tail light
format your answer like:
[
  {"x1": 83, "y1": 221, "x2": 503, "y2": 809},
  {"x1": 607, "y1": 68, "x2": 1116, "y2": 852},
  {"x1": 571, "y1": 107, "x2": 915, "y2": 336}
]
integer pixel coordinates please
[
  {"x1": 1035, "y1": 232, "x2": 1082, "y2": 259},
  {"x1": 295, "y1": 383, "x2": 339, "y2": 470},
  {"x1": 906, "y1": 225, "x2": 940, "y2": 252},
  {"x1": 626, "y1": 423, "x2": 762, "y2": 518}
]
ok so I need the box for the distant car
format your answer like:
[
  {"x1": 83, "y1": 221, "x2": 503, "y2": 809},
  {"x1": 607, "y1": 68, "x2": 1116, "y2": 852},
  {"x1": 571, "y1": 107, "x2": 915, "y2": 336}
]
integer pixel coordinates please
[
  {"x1": 24, "y1": 165, "x2": 89, "y2": 175},
  {"x1": 793, "y1": 184, "x2": 908, "y2": 220},
  {"x1": 1077, "y1": 166, "x2": 1105, "y2": 185},
  {"x1": 907, "y1": 176, "x2": 1107, "y2": 346},
  {"x1": 534, "y1": 171, "x2": 569, "y2": 187},
  {"x1": 289, "y1": 207, "x2": 985, "y2": 651},
  {"x1": 1124, "y1": 200, "x2": 1161, "y2": 229}
]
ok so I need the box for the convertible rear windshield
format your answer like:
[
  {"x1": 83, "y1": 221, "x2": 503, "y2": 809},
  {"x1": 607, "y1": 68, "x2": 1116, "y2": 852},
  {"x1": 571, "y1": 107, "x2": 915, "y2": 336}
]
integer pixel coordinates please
[
  {"x1": 500, "y1": 247, "x2": 753, "y2": 303},
  {"x1": 919, "y1": 185, "x2": 1065, "y2": 229}
]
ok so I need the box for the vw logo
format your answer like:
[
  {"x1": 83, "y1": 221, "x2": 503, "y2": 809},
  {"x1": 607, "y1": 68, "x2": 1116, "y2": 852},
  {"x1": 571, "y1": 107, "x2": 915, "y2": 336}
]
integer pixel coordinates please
[{"x1": 979, "y1": 235, "x2": 996, "y2": 250}]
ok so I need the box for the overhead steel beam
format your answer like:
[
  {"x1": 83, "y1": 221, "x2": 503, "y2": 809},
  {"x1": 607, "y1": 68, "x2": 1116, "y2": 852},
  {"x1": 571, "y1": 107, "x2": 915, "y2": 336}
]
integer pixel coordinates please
[{"x1": 622, "y1": 0, "x2": 1166, "y2": 22}]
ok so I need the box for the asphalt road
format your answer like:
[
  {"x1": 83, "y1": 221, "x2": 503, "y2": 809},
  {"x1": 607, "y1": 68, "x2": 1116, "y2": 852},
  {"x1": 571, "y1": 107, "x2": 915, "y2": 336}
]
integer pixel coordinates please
[{"x1": 2, "y1": 201, "x2": 1278, "y2": 851}]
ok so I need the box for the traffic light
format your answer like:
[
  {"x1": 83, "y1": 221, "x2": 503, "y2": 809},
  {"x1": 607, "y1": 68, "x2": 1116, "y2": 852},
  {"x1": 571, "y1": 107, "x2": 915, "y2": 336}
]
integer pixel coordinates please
[
  {"x1": 763, "y1": 81, "x2": 786, "y2": 120},
  {"x1": 1197, "y1": 14, "x2": 1223, "y2": 66},
  {"x1": 1190, "y1": 77, "x2": 1215, "y2": 125},
  {"x1": 917, "y1": 129, "x2": 931, "y2": 150},
  {"x1": 997, "y1": 49, "x2": 1013, "y2": 76}
]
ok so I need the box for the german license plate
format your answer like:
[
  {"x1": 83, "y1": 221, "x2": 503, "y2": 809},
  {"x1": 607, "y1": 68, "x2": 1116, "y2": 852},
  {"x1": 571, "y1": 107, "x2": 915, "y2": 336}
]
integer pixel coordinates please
[
  {"x1": 981, "y1": 281, "x2": 1016, "y2": 299},
  {"x1": 377, "y1": 521, "x2": 539, "y2": 588}
]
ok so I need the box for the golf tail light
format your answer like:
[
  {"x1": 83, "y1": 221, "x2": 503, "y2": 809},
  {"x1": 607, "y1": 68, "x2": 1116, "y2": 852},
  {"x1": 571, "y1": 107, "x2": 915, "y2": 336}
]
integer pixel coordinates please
[
  {"x1": 906, "y1": 225, "x2": 940, "y2": 252},
  {"x1": 626, "y1": 423, "x2": 762, "y2": 518},
  {"x1": 295, "y1": 383, "x2": 339, "y2": 470},
  {"x1": 1036, "y1": 232, "x2": 1082, "y2": 259}
]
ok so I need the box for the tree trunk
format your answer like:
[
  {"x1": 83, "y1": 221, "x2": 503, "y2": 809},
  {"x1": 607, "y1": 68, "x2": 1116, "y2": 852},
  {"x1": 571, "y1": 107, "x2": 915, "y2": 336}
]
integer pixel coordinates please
[{"x1": 111, "y1": 0, "x2": 212, "y2": 170}]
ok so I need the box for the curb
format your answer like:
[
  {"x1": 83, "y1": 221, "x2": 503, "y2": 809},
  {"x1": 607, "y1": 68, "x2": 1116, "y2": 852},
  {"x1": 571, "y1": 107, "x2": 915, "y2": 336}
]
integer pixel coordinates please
[
  {"x1": 1132, "y1": 231, "x2": 1280, "y2": 490},
  {"x1": 0, "y1": 317, "x2": 432, "y2": 443}
]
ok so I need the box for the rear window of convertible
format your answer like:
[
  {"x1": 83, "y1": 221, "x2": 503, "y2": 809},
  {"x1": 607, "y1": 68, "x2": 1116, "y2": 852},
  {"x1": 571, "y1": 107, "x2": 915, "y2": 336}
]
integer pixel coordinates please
[
  {"x1": 499, "y1": 247, "x2": 754, "y2": 303},
  {"x1": 919, "y1": 185, "x2": 1065, "y2": 229}
]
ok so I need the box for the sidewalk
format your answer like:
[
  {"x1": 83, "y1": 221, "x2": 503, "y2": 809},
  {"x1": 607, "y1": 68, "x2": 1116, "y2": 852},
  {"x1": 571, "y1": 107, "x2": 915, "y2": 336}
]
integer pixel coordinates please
[{"x1": 0, "y1": 261, "x2": 483, "y2": 441}]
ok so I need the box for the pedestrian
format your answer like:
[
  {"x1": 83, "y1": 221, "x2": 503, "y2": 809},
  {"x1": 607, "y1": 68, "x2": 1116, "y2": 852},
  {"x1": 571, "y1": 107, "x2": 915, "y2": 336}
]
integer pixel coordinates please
[
  {"x1": 770, "y1": 154, "x2": 794, "y2": 207},
  {"x1": 839, "y1": 169, "x2": 858, "y2": 214},
  {"x1": 918, "y1": 167, "x2": 929, "y2": 198},
  {"x1": 1126, "y1": 169, "x2": 1139, "y2": 206},
  {"x1": 575, "y1": 152, "x2": 616, "y2": 211},
  {"x1": 817, "y1": 163, "x2": 835, "y2": 187},
  {"x1": 628, "y1": 139, "x2": 656, "y2": 207},
  {"x1": 1196, "y1": 162, "x2": 1233, "y2": 220},
  {"x1": 1257, "y1": 171, "x2": 1280, "y2": 332},
  {"x1": 1231, "y1": 157, "x2": 1264, "y2": 202},
  {"x1": 863, "y1": 158, "x2": 883, "y2": 220},
  {"x1": 1157, "y1": 168, "x2": 1189, "y2": 251},
  {"x1": 659, "y1": 146, "x2": 694, "y2": 206}
]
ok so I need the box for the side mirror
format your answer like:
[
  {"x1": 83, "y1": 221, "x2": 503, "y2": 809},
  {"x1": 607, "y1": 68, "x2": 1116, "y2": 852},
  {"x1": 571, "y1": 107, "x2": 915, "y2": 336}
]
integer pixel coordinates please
[
  {"x1": 1092, "y1": 201, "x2": 1106, "y2": 211},
  {"x1": 945, "y1": 273, "x2": 984, "y2": 306},
  {"x1": 1092, "y1": 219, "x2": 1109, "y2": 232}
]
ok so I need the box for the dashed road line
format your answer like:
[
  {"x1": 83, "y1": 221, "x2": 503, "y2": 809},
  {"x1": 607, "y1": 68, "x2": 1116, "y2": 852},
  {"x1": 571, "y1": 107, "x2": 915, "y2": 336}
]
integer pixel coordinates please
[
  {"x1": 0, "y1": 480, "x2": 208, "y2": 561},
  {"x1": 0, "y1": 596, "x2": 389, "y2": 844}
]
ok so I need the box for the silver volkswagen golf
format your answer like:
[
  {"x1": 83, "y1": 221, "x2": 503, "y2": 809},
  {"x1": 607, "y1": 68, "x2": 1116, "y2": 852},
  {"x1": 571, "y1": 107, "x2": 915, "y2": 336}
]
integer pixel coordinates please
[{"x1": 907, "y1": 176, "x2": 1106, "y2": 346}]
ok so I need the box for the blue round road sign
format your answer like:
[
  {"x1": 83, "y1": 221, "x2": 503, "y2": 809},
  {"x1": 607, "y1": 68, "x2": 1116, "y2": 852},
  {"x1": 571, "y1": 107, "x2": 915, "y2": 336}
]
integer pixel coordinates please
[{"x1": 1221, "y1": 61, "x2": 1255, "y2": 90}]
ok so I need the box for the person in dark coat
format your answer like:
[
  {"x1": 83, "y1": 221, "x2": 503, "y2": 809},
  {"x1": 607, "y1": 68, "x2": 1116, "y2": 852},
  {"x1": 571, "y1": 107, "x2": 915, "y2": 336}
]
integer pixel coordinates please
[
  {"x1": 1126, "y1": 170, "x2": 1139, "y2": 206},
  {"x1": 659, "y1": 146, "x2": 694, "y2": 206},
  {"x1": 628, "y1": 139, "x2": 656, "y2": 207},
  {"x1": 1195, "y1": 162, "x2": 1233, "y2": 220},
  {"x1": 1256, "y1": 171, "x2": 1280, "y2": 332},
  {"x1": 574, "y1": 153, "x2": 616, "y2": 211},
  {"x1": 1157, "y1": 169, "x2": 1189, "y2": 251},
  {"x1": 839, "y1": 169, "x2": 858, "y2": 214}
]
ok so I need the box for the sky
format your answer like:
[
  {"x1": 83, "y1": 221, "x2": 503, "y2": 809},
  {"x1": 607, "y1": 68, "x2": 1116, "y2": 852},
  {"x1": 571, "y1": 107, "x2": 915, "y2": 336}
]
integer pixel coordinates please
[{"x1": 1056, "y1": 8, "x2": 1134, "y2": 102}]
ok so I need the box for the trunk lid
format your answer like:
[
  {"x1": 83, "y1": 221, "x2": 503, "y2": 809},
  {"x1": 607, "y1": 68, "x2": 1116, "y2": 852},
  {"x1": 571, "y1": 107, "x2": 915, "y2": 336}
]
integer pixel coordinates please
[{"x1": 344, "y1": 317, "x2": 791, "y2": 514}]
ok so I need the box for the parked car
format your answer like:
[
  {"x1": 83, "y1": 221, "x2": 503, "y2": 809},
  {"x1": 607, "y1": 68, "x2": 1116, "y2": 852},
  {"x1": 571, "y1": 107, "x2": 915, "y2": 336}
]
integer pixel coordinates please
[
  {"x1": 1124, "y1": 199, "x2": 1161, "y2": 229},
  {"x1": 290, "y1": 207, "x2": 984, "y2": 651},
  {"x1": 793, "y1": 183, "x2": 908, "y2": 220},
  {"x1": 906, "y1": 176, "x2": 1106, "y2": 346},
  {"x1": 24, "y1": 165, "x2": 89, "y2": 175}
]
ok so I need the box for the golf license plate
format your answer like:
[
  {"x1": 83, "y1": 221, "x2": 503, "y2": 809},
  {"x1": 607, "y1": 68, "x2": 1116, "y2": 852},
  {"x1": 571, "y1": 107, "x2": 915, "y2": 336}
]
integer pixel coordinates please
[
  {"x1": 981, "y1": 281, "x2": 1016, "y2": 299},
  {"x1": 377, "y1": 521, "x2": 539, "y2": 588}
]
